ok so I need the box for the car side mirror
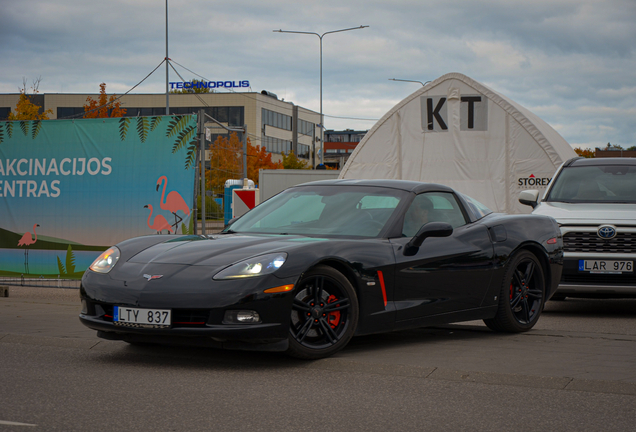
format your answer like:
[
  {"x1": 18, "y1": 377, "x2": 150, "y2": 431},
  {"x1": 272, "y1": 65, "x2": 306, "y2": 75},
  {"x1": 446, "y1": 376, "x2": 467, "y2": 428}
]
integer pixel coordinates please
[
  {"x1": 403, "y1": 222, "x2": 453, "y2": 256},
  {"x1": 519, "y1": 190, "x2": 540, "y2": 208},
  {"x1": 224, "y1": 217, "x2": 238, "y2": 230}
]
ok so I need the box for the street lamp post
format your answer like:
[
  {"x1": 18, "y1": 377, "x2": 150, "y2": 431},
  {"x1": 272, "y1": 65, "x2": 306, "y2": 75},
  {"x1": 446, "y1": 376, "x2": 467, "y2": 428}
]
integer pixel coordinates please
[
  {"x1": 274, "y1": 25, "x2": 369, "y2": 166},
  {"x1": 165, "y1": 0, "x2": 169, "y2": 115}
]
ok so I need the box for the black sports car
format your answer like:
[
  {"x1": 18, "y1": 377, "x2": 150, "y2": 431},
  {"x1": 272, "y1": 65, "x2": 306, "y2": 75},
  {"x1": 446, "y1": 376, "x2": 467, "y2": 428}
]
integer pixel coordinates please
[{"x1": 80, "y1": 179, "x2": 563, "y2": 359}]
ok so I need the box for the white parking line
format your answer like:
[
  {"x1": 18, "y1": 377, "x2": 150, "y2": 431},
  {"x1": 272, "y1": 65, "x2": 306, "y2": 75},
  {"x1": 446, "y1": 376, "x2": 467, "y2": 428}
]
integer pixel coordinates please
[{"x1": 0, "y1": 420, "x2": 37, "y2": 427}]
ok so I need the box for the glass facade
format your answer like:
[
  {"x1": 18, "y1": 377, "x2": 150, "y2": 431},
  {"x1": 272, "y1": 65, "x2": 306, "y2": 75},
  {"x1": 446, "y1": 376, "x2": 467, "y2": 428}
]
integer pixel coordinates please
[
  {"x1": 262, "y1": 108, "x2": 292, "y2": 131},
  {"x1": 56, "y1": 106, "x2": 244, "y2": 126},
  {"x1": 325, "y1": 130, "x2": 366, "y2": 142},
  {"x1": 262, "y1": 136, "x2": 292, "y2": 155},
  {"x1": 0, "y1": 107, "x2": 11, "y2": 120},
  {"x1": 261, "y1": 108, "x2": 313, "y2": 157}
]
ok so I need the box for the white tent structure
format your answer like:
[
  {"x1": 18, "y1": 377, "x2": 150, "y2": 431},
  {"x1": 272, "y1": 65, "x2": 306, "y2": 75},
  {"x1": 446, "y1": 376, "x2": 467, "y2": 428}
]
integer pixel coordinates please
[{"x1": 339, "y1": 72, "x2": 577, "y2": 214}]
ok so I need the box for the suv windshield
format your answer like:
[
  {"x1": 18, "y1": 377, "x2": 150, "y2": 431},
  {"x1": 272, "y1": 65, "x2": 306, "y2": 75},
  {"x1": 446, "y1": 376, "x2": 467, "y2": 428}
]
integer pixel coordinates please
[
  {"x1": 226, "y1": 185, "x2": 407, "y2": 237},
  {"x1": 546, "y1": 165, "x2": 636, "y2": 203}
]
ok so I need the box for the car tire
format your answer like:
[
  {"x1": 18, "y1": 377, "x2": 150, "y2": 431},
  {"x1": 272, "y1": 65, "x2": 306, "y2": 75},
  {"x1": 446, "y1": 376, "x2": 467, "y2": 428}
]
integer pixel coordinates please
[
  {"x1": 287, "y1": 265, "x2": 359, "y2": 359},
  {"x1": 484, "y1": 250, "x2": 545, "y2": 332}
]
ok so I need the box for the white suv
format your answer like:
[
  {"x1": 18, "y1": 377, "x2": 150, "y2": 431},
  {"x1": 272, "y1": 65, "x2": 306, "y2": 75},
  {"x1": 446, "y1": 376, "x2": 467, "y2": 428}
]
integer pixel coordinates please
[{"x1": 519, "y1": 157, "x2": 636, "y2": 299}]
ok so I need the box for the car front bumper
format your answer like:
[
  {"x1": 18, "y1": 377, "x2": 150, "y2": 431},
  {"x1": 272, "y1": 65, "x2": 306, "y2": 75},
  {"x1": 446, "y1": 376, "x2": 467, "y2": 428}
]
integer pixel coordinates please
[{"x1": 556, "y1": 253, "x2": 636, "y2": 297}]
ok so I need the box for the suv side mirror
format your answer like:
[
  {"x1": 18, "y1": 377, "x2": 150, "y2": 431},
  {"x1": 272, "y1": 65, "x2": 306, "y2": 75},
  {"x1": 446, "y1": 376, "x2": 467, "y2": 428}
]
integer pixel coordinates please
[
  {"x1": 404, "y1": 222, "x2": 453, "y2": 256},
  {"x1": 519, "y1": 190, "x2": 540, "y2": 208}
]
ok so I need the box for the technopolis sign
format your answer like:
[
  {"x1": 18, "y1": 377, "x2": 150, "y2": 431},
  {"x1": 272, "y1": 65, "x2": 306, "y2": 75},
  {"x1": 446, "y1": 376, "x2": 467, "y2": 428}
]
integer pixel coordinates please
[{"x1": 169, "y1": 80, "x2": 250, "y2": 90}]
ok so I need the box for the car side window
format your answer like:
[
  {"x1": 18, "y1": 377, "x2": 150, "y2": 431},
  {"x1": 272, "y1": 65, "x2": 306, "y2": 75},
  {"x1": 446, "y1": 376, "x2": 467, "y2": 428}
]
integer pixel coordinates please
[{"x1": 402, "y1": 192, "x2": 467, "y2": 237}]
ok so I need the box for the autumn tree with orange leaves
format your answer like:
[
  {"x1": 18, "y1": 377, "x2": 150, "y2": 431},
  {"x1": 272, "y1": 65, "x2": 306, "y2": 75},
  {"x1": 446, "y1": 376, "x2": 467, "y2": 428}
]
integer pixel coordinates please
[
  {"x1": 573, "y1": 147, "x2": 595, "y2": 158},
  {"x1": 7, "y1": 77, "x2": 53, "y2": 121},
  {"x1": 83, "y1": 83, "x2": 127, "y2": 118},
  {"x1": 206, "y1": 132, "x2": 282, "y2": 195}
]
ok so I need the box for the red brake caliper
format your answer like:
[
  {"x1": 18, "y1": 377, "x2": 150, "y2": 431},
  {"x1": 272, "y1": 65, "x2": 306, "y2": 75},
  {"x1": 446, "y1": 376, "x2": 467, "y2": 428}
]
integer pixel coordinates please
[{"x1": 326, "y1": 295, "x2": 341, "y2": 329}]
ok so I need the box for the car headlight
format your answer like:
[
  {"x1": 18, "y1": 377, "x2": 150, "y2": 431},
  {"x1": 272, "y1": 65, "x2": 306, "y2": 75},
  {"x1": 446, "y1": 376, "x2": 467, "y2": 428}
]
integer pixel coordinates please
[
  {"x1": 213, "y1": 252, "x2": 287, "y2": 280},
  {"x1": 89, "y1": 246, "x2": 121, "y2": 274}
]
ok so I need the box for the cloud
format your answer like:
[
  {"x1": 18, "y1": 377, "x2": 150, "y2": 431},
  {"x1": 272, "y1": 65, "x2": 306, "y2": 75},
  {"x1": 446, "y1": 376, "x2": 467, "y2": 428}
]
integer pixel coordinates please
[{"x1": 1, "y1": 0, "x2": 634, "y2": 149}]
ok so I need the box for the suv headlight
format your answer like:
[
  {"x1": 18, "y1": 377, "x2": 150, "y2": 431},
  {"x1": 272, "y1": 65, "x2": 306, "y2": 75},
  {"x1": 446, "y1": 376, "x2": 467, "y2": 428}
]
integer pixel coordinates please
[
  {"x1": 89, "y1": 246, "x2": 120, "y2": 273},
  {"x1": 213, "y1": 253, "x2": 287, "y2": 280}
]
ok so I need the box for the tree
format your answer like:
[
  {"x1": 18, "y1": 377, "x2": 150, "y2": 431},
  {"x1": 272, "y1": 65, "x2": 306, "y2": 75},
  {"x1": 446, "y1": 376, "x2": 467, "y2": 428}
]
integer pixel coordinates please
[
  {"x1": 83, "y1": 83, "x2": 126, "y2": 118},
  {"x1": 282, "y1": 150, "x2": 310, "y2": 169},
  {"x1": 7, "y1": 77, "x2": 53, "y2": 121},
  {"x1": 206, "y1": 132, "x2": 282, "y2": 195},
  {"x1": 603, "y1": 142, "x2": 624, "y2": 151},
  {"x1": 573, "y1": 147, "x2": 595, "y2": 158}
]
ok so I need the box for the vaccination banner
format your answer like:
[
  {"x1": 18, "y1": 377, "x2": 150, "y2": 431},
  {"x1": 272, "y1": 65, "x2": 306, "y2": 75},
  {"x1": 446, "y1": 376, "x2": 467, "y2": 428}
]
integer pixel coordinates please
[{"x1": 0, "y1": 115, "x2": 198, "y2": 280}]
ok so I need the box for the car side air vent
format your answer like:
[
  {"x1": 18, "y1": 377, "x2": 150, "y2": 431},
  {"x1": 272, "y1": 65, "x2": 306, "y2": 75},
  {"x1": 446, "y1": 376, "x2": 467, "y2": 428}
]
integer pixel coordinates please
[{"x1": 488, "y1": 225, "x2": 507, "y2": 243}]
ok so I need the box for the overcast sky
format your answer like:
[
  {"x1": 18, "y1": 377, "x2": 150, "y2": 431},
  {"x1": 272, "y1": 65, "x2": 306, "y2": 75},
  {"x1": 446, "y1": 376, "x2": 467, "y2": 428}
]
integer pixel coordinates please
[{"x1": 1, "y1": 0, "x2": 634, "y2": 150}]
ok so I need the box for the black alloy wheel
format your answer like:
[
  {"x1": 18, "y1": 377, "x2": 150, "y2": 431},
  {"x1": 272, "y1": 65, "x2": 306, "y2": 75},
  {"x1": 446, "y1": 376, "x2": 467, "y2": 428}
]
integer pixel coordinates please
[
  {"x1": 287, "y1": 265, "x2": 359, "y2": 359},
  {"x1": 484, "y1": 250, "x2": 545, "y2": 332}
]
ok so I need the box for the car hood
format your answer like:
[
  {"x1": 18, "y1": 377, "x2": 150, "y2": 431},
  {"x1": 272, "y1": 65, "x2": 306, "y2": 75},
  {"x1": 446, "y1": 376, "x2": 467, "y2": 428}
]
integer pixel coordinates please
[
  {"x1": 125, "y1": 233, "x2": 328, "y2": 267},
  {"x1": 533, "y1": 202, "x2": 636, "y2": 225}
]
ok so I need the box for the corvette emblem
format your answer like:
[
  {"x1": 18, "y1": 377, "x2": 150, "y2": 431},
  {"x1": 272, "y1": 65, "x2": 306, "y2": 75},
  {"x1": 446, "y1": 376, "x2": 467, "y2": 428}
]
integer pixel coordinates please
[
  {"x1": 143, "y1": 274, "x2": 164, "y2": 281},
  {"x1": 597, "y1": 225, "x2": 617, "y2": 240}
]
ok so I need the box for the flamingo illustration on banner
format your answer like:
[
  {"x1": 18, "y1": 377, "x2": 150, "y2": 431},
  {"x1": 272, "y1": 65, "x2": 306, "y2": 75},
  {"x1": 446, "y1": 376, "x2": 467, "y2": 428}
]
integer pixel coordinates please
[
  {"x1": 156, "y1": 175, "x2": 190, "y2": 231},
  {"x1": 17, "y1": 223, "x2": 39, "y2": 274},
  {"x1": 144, "y1": 205, "x2": 173, "y2": 234}
]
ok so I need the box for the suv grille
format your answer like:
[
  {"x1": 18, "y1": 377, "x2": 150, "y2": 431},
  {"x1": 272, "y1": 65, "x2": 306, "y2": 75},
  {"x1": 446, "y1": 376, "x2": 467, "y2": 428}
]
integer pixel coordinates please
[{"x1": 563, "y1": 231, "x2": 636, "y2": 253}]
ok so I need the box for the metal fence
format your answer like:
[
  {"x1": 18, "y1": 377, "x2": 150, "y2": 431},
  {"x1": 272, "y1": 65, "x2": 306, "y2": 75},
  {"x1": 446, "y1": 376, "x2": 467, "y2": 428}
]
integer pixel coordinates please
[{"x1": 0, "y1": 276, "x2": 81, "y2": 289}]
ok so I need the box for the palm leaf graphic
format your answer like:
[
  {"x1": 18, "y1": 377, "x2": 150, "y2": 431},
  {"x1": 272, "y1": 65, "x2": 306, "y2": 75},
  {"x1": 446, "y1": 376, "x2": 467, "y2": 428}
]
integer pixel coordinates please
[
  {"x1": 184, "y1": 139, "x2": 197, "y2": 169},
  {"x1": 136, "y1": 117, "x2": 149, "y2": 143},
  {"x1": 57, "y1": 256, "x2": 66, "y2": 275},
  {"x1": 19, "y1": 121, "x2": 28, "y2": 136},
  {"x1": 172, "y1": 124, "x2": 197, "y2": 153},
  {"x1": 65, "y1": 245, "x2": 76, "y2": 275},
  {"x1": 6, "y1": 121, "x2": 13, "y2": 138},
  {"x1": 150, "y1": 116, "x2": 162, "y2": 131},
  {"x1": 31, "y1": 120, "x2": 43, "y2": 139},
  {"x1": 119, "y1": 117, "x2": 130, "y2": 141},
  {"x1": 166, "y1": 115, "x2": 192, "y2": 138},
  {"x1": 0, "y1": 124, "x2": 4, "y2": 145}
]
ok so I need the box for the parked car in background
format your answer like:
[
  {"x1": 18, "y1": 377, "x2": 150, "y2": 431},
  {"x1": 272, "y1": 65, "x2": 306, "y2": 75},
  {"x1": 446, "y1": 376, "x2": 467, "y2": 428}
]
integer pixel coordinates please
[{"x1": 520, "y1": 157, "x2": 636, "y2": 299}]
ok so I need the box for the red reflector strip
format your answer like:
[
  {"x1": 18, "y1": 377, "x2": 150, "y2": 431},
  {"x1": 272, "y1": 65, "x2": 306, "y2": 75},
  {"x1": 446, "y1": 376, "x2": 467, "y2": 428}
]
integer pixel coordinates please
[
  {"x1": 104, "y1": 314, "x2": 112, "y2": 318},
  {"x1": 377, "y1": 270, "x2": 387, "y2": 307},
  {"x1": 547, "y1": 237, "x2": 557, "y2": 244}
]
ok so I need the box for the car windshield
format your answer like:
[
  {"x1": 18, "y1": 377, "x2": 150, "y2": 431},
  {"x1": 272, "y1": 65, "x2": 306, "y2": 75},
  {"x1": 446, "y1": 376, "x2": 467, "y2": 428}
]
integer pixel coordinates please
[
  {"x1": 226, "y1": 185, "x2": 408, "y2": 237},
  {"x1": 545, "y1": 165, "x2": 636, "y2": 203}
]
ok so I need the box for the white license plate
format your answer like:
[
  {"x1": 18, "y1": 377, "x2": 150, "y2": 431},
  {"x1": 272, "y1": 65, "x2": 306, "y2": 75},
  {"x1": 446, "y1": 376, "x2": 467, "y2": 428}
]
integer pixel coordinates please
[
  {"x1": 579, "y1": 260, "x2": 633, "y2": 274},
  {"x1": 114, "y1": 306, "x2": 171, "y2": 327}
]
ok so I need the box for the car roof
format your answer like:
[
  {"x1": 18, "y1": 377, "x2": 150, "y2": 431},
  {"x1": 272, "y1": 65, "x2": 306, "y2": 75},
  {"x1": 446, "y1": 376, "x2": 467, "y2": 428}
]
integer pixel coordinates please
[
  {"x1": 293, "y1": 178, "x2": 455, "y2": 194},
  {"x1": 565, "y1": 157, "x2": 636, "y2": 167}
]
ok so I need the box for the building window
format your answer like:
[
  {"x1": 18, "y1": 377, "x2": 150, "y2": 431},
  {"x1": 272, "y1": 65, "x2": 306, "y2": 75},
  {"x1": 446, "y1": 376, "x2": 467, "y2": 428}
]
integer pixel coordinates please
[
  {"x1": 262, "y1": 108, "x2": 292, "y2": 131},
  {"x1": 203, "y1": 107, "x2": 244, "y2": 126},
  {"x1": 298, "y1": 119, "x2": 315, "y2": 137},
  {"x1": 0, "y1": 107, "x2": 10, "y2": 120},
  {"x1": 261, "y1": 136, "x2": 292, "y2": 154},
  {"x1": 298, "y1": 144, "x2": 310, "y2": 159},
  {"x1": 57, "y1": 107, "x2": 85, "y2": 118}
]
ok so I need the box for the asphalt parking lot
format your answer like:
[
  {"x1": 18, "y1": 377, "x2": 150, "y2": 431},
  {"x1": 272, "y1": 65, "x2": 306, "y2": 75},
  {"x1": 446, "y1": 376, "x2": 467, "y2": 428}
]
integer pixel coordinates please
[
  {"x1": 2, "y1": 285, "x2": 635, "y2": 392},
  {"x1": 1, "y1": 286, "x2": 635, "y2": 431}
]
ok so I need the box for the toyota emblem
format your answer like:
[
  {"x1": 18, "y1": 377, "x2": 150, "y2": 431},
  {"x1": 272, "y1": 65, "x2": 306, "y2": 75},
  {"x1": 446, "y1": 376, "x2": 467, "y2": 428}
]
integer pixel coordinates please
[{"x1": 597, "y1": 225, "x2": 617, "y2": 240}]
